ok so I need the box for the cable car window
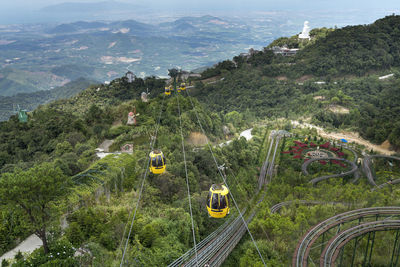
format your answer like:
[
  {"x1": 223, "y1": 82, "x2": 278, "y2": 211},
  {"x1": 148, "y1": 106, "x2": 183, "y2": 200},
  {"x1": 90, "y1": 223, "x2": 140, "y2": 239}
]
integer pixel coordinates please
[
  {"x1": 207, "y1": 191, "x2": 211, "y2": 207},
  {"x1": 163, "y1": 155, "x2": 166, "y2": 165},
  {"x1": 158, "y1": 155, "x2": 163, "y2": 167},
  {"x1": 152, "y1": 157, "x2": 157, "y2": 167},
  {"x1": 152, "y1": 155, "x2": 162, "y2": 167},
  {"x1": 211, "y1": 193, "x2": 219, "y2": 209},
  {"x1": 220, "y1": 195, "x2": 227, "y2": 209}
]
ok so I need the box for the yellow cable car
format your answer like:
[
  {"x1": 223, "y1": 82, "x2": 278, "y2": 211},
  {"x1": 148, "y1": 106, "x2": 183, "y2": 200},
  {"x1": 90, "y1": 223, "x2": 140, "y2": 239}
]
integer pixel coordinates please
[
  {"x1": 206, "y1": 184, "x2": 230, "y2": 218},
  {"x1": 180, "y1": 82, "x2": 186, "y2": 91},
  {"x1": 165, "y1": 86, "x2": 171, "y2": 95},
  {"x1": 177, "y1": 85, "x2": 181, "y2": 93},
  {"x1": 149, "y1": 150, "x2": 166, "y2": 174}
]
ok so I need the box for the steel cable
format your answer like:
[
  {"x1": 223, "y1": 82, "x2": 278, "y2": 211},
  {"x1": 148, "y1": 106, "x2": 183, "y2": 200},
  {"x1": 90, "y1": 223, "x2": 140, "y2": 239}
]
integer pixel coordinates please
[
  {"x1": 119, "y1": 93, "x2": 166, "y2": 266},
  {"x1": 175, "y1": 90, "x2": 199, "y2": 266},
  {"x1": 185, "y1": 88, "x2": 267, "y2": 266}
]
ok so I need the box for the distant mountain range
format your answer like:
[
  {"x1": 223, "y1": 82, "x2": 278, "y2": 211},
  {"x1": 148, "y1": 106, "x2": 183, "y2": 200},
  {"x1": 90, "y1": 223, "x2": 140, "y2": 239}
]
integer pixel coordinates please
[{"x1": 0, "y1": 15, "x2": 275, "y2": 97}]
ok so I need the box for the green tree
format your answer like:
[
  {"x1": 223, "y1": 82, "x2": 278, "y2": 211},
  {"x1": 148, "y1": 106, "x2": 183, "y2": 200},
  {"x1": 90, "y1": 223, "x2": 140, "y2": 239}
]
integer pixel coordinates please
[
  {"x1": 55, "y1": 141, "x2": 73, "y2": 156},
  {"x1": 0, "y1": 163, "x2": 69, "y2": 254}
]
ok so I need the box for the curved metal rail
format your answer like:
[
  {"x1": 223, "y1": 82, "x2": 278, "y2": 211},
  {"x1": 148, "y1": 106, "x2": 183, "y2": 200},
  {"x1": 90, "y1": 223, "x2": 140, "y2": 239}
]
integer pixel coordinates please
[
  {"x1": 292, "y1": 207, "x2": 400, "y2": 267},
  {"x1": 372, "y1": 178, "x2": 400, "y2": 191},
  {"x1": 362, "y1": 155, "x2": 400, "y2": 187},
  {"x1": 344, "y1": 145, "x2": 358, "y2": 164},
  {"x1": 301, "y1": 157, "x2": 359, "y2": 185},
  {"x1": 320, "y1": 220, "x2": 400, "y2": 267}
]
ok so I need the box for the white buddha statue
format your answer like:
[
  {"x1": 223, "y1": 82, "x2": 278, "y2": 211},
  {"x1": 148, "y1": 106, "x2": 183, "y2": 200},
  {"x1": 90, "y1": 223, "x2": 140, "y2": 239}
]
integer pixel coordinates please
[{"x1": 299, "y1": 21, "x2": 311, "y2": 40}]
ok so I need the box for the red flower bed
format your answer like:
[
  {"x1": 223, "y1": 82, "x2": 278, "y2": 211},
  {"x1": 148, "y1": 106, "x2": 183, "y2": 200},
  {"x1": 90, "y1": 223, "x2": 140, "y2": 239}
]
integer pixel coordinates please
[
  {"x1": 337, "y1": 152, "x2": 345, "y2": 157},
  {"x1": 331, "y1": 159, "x2": 340, "y2": 165},
  {"x1": 319, "y1": 160, "x2": 327, "y2": 165},
  {"x1": 310, "y1": 142, "x2": 317, "y2": 147},
  {"x1": 294, "y1": 141, "x2": 308, "y2": 147},
  {"x1": 293, "y1": 155, "x2": 301, "y2": 159},
  {"x1": 320, "y1": 142, "x2": 330, "y2": 148},
  {"x1": 330, "y1": 147, "x2": 339, "y2": 152}
]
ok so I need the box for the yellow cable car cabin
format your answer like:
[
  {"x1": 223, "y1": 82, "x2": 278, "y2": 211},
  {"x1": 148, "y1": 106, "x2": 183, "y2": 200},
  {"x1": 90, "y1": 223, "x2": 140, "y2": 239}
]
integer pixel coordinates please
[
  {"x1": 149, "y1": 150, "x2": 166, "y2": 174},
  {"x1": 207, "y1": 184, "x2": 230, "y2": 218},
  {"x1": 180, "y1": 82, "x2": 186, "y2": 91},
  {"x1": 165, "y1": 86, "x2": 171, "y2": 95}
]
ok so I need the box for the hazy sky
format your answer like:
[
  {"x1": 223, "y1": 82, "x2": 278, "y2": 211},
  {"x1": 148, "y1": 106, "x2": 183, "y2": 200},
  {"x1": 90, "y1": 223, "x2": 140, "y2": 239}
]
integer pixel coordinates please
[
  {"x1": 1, "y1": 0, "x2": 399, "y2": 10},
  {"x1": 0, "y1": 0, "x2": 399, "y2": 25}
]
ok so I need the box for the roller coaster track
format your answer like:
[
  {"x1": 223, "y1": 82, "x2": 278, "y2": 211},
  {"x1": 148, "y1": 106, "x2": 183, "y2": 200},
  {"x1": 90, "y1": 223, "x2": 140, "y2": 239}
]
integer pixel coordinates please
[
  {"x1": 292, "y1": 207, "x2": 400, "y2": 267},
  {"x1": 320, "y1": 220, "x2": 400, "y2": 267},
  {"x1": 259, "y1": 130, "x2": 291, "y2": 189},
  {"x1": 258, "y1": 134, "x2": 276, "y2": 189},
  {"x1": 167, "y1": 208, "x2": 259, "y2": 267},
  {"x1": 362, "y1": 155, "x2": 400, "y2": 187},
  {"x1": 169, "y1": 131, "x2": 285, "y2": 266},
  {"x1": 301, "y1": 157, "x2": 359, "y2": 185},
  {"x1": 372, "y1": 178, "x2": 400, "y2": 191},
  {"x1": 344, "y1": 145, "x2": 358, "y2": 164},
  {"x1": 168, "y1": 210, "x2": 244, "y2": 267}
]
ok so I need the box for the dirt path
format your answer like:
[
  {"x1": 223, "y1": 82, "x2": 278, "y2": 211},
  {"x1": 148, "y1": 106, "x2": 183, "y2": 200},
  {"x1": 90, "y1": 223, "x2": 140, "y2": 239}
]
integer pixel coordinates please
[
  {"x1": 0, "y1": 234, "x2": 42, "y2": 262},
  {"x1": 291, "y1": 120, "x2": 397, "y2": 155},
  {"x1": 98, "y1": 139, "x2": 114, "y2": 152}
]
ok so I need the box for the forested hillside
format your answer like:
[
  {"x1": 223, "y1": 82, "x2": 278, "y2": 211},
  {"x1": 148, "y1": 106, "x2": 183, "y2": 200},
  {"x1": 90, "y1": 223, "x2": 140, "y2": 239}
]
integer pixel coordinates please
[
  {"x1": 297, "y1": 15, "x2": 400, "y2": 76},
  {"x1": 0, "y1": 73, "x2": 262, "y2": 266},
  {"x1": 0, "y1": 78, "x2": 96, "y2": 121},
  {"x1": 194, "y1": 15, "x2": 400, "y2": 149},
  {"x1": 1, "y1": 14, "x2": 400, "y2": 267}
]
